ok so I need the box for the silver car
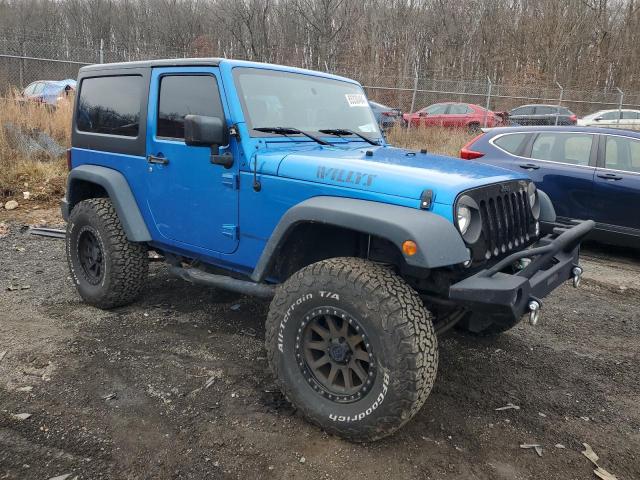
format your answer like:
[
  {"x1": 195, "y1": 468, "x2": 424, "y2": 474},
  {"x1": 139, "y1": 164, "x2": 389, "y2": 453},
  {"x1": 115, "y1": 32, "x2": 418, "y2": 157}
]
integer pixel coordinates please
[{"x1": 578, "y1": 109, "x2": 640, "y2": 130}]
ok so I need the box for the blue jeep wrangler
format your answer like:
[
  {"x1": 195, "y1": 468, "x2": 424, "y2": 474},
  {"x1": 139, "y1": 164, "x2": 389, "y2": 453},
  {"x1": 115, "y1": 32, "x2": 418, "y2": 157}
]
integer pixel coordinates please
[{"x1": 62, "y1": 58, "x2": 593, "y2": 442}]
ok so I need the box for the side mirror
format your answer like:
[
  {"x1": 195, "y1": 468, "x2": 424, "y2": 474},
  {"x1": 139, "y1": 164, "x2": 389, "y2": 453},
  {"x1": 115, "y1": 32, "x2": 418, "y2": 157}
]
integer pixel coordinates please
[
  {"x1": 184, "y1": 115, "x2": 233, "y2": 168},
  {"x1": 594, "y1": 117, "x2": 602, "y2": 122},
  {"x1": 418, "y1": 112, "x2": 428, "y2": 117}
]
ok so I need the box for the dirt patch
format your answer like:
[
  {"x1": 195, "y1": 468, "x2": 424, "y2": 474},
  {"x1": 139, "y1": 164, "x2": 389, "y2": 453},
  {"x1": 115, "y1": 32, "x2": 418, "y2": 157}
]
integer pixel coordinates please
[{"x1": 0, "y1": 225, "x2": 639, "y2": 479}]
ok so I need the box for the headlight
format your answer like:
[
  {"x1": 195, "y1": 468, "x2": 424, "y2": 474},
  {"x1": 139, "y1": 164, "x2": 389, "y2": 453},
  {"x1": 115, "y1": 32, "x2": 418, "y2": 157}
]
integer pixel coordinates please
[
  {"x1": 457, "y1": 205, "x2": 472, "y2": 235},
  {"x1": 528, "y1": 182, "x2": 537, "y2": 208}
]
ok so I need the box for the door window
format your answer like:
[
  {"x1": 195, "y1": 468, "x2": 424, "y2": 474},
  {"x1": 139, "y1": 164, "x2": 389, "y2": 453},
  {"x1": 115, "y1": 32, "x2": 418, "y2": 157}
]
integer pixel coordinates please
[
  {"x1": 157, "y1": 75, "x2": 225, "y2": 139},
  {"x1": 622, "y1": 111, "x2": 639, "y2": 120},
  {"x1": 511, "y1": 106, "x2": 534, "y2": 115},
  {"x1": 449, "y1": 104, "x2": 471, "y2": 114},
  {"x1": 493, "y1": 133, "x2": 528, "y2": 155},
  {"x1": 23, "y1": 83, "x2": 37, "y2": 95},
  {"x1": 599, "y1": 111, "x2": 620, "y2": 120},
  {"x1": 604, "y1": 136, "x2": 640, "y2": 173},
  {"x1": 423, "y1": 104, "x2": 448, "y2": 115},
  {"x1": 534, "y1": 106, "x2": 554, "y2": 115},
  {"x1": 530, "y1": 133, "x2": 593, "y2": 165}
]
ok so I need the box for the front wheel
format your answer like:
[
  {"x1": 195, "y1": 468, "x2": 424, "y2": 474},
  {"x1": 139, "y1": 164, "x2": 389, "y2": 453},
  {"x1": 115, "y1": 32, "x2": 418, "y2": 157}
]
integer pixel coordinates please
[{"x1": 265, "y1": 257, "x2": 438, "y2": 442}]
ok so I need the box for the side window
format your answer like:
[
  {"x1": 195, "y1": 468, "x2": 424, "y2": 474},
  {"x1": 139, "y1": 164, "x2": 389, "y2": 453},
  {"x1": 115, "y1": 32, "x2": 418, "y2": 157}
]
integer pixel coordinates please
[
  {"x1": 534, "y1": 106, "x2": 553, "y2": 115},
  {"x1": 530, "y1": 133, "x2": 593, "y2": 166},
  {"x1": 32, "y1": 83, "x2": 44, "y2": 94},
  {"x1": 424, "y1": 104, "x2": 448, "y2": 115},
  {"x1": 600, "y1": 111, "x2": 620, "y2": 120},
  {"x1": 449, "y1": 104, "x2": 470, "y2": 114},
  {"x1": 622, "y1": 111, "x2": 639, "y2": 120},
  {"x1": 605, "y1": 136, "x2": 640, "y2": 173},
  {"x1": 493, "y1": 133, "x2": 528, "y2": 155},
  {"x1": 23, "y1": 83, "x2": 37, "y2": 95},
  {"x1": 157, "y1": 75, "x2": 224, "y2": 139},
  {"x1": 512, "y1": 106, "x2": 533, "y2": 115},
  {"x1": 76, "y1": 75, "x2": 142, "y2": 137}
]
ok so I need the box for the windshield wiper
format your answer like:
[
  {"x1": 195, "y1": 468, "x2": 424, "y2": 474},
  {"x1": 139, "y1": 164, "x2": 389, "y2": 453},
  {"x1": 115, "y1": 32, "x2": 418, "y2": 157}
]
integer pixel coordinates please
[
  {"x1": 253, "y1": 127, "x2": 331, "y2": 146},
  {"x1": 318, "y1": 128, "x2": 380, "y2": 146}
]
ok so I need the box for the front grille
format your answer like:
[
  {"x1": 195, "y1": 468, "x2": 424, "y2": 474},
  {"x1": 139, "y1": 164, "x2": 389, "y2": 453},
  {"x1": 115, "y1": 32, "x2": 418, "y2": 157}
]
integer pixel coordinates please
[{"x1": 460, "y1": 180, "x2": 536, "y2": 262}]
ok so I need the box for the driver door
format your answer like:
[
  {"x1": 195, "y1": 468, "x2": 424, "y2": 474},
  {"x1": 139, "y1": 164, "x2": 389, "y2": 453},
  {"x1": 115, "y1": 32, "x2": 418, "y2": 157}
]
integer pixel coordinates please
[{"x1": 145, "y1": 67, "x2": 239, "y2": 254}]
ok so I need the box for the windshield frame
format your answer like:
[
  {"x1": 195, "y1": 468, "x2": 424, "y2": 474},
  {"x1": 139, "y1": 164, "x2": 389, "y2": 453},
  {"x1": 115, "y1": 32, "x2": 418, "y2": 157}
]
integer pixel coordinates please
[{"x1": 232, "y1": 66, "x2": 382, "y2": 142}]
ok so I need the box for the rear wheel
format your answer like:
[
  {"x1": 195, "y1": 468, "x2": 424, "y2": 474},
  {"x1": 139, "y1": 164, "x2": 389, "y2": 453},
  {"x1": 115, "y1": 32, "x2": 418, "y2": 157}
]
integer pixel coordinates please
[
  {"x1": 265, "y1": 257, "x2": 438, "y2": 442},
  {"x1": 66, "y1": 198, "x2": 148, "y2": 309}
]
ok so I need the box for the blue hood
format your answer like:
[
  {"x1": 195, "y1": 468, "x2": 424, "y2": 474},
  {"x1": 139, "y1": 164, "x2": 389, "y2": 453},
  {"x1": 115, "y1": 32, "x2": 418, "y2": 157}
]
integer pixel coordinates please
[{"x1": 274, "y1": 145, "x2": 527, "y2": 205}]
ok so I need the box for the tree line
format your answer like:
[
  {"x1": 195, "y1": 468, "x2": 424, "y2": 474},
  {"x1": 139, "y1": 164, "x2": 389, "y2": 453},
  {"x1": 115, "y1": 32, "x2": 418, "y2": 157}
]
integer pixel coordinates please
[{"x1": 1, "y1": 0, "x2": 639, "y2": 92}]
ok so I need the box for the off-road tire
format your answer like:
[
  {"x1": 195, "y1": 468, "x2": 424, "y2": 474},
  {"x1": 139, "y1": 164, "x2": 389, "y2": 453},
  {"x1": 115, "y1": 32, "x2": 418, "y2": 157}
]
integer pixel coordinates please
[
  {"x1": 66, "y1": 198, "x2": 148, "y2": 309},
  {"x1": 456, "y1": 311, "x2": 522, "y2": 336},
  {"x1": 265, "y1": 257, "x2": 438, "y2": 442}
]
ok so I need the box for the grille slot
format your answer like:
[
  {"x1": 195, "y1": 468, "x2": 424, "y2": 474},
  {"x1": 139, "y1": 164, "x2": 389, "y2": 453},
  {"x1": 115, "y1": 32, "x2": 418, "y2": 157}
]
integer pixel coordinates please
[{"x1": 461, "y1": 181, "x2": 535, "y2": 261}]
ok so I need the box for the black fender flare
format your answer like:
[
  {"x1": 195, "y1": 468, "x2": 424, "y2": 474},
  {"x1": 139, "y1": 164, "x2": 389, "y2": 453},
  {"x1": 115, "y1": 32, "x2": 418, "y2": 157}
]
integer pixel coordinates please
[
  {"x1": 250, "y1": 196, "x2": 469, "y2": 282},
  {"x1": 63, "y1": 165, "x2": 152, "y2": 242}
]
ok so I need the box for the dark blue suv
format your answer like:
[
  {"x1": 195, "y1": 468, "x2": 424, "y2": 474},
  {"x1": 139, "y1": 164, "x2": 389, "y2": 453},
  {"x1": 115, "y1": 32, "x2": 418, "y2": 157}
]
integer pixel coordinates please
[
  {"x1": 462, "y1": 126, "x2": 640, "y2": 247},
  {"x1": 62, "y1": 58, "x2": 593, "y2": 442}
]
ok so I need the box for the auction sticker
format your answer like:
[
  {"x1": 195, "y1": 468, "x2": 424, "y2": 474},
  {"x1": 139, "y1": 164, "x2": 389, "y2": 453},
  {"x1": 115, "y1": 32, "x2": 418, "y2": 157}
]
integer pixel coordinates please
[{"x1": 345, "y1": 93, "x2": 368, "y2": 107}]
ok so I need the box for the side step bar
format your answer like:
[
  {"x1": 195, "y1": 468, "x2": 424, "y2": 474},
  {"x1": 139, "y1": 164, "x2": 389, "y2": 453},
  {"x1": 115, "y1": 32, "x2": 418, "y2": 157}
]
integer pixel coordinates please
[{"x1": 169, "y1": 266, "x2": 276, "y2": 299}]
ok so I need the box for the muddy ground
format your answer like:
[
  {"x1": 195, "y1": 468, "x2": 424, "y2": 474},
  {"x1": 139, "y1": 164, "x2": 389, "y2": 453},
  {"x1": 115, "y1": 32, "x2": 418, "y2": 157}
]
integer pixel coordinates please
[{"x1": 0, "y1": 217, "x2": 639, "y2": 480}]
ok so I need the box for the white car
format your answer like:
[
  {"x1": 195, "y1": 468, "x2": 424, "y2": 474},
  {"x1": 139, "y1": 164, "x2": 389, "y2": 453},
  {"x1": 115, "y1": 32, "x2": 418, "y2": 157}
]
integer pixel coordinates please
[{"x1": 578, "y1": 109, "x2": 640, "y2": 130}]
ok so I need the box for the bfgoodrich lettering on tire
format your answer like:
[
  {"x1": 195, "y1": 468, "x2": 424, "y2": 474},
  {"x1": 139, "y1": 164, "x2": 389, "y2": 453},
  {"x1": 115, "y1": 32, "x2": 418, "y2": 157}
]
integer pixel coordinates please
[
  {"x1": 66, "y1": 198, "x2": 148, "y2": 309},
  {"x1": 265, "y1": 257, "x2": 438, "y2": 442}
]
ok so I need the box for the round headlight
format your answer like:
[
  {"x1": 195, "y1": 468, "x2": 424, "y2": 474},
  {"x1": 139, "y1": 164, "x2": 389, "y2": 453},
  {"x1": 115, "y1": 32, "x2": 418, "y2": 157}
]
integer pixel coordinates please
[
  {"x1": 528, "y1": 182, "x2": 537, "y2": 208},
  {"x1": 457, "y1": 205, "x2": 472, "y2": 235}
]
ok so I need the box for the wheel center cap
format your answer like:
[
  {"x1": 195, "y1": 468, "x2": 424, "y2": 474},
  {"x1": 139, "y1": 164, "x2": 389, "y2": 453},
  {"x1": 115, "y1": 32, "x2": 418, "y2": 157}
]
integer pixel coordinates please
[{"x1": 328, "y1": 340, "x2": 350, "y2": 363}]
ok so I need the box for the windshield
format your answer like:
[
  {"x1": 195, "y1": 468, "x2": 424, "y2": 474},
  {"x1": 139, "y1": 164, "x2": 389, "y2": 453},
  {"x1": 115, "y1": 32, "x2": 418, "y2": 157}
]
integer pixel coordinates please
[{"x1": 233, "y1": 68, "x2": 381, "y2": 140}]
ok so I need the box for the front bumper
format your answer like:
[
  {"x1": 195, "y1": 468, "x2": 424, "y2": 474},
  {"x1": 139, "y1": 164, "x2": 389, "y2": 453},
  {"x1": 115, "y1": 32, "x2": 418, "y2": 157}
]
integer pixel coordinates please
[{"x1": 449, "y1": 219, "x2": 595, "y2": 323}]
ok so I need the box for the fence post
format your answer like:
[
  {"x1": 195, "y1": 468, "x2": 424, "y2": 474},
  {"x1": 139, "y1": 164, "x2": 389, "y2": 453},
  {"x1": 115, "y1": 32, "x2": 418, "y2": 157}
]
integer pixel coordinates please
[
  {"x1": 616, "y1": 87, "x2": 624, "y2": 126},
  {"x1": 409, "y1": 71, "x2": 418, "y2": 114},
  {"x1": 483, "y1": 76, "x2": 492, "y2": 128},
  {"x1": 555, "y1": 82, "x2": 564, "y2": 126},
  {"x1": 99, "y1": 38, "x2": 104, "y2": 64}
]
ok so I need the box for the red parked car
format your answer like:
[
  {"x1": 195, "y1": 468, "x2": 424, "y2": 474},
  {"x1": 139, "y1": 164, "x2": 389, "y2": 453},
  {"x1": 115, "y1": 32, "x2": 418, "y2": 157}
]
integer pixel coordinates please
[{"x1": 402, "y1": 102, "x2": 504, "y2": 131}]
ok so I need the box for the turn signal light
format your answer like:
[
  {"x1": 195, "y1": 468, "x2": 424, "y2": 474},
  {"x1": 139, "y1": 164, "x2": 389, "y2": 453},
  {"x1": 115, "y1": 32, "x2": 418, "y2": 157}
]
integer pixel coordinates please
[{"x1": 402, "y1": 240, "x2": 418, "y2": 256}]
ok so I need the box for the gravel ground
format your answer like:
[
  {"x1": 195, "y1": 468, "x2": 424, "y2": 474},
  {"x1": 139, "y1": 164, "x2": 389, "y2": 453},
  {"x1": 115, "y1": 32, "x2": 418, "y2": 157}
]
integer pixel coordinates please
[{"x1": 0, "y1": 221, "x2": 639, "y2": 480}]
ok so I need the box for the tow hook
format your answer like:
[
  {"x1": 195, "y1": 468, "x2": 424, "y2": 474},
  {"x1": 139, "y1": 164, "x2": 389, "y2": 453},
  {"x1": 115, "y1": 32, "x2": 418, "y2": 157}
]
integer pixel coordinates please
[
  {"x1": 572, "y1": 266, "x2": 583, "y2": 288},
  {"x1": 528, "y1": 300, "x2": 541, "y2": 326}
]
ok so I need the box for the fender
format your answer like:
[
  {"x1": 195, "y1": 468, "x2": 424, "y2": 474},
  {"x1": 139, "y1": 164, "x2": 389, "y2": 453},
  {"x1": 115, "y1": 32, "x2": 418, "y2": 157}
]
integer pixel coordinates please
[
  {"x1": 538, "y1": 189, "x2": 556, "y2": 223},
  {"x1": 250, "y1": 196, "x2": 469, "y2": 282},
  {"x1": 63, "y1": 165, "x2": 152, "y2": 242}
]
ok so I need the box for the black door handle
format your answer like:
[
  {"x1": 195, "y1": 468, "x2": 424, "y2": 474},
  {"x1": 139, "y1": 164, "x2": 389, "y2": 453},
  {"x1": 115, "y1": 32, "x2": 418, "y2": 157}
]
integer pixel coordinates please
[
  {"x1": 148, "y1": 154, "x2": 169, "y2": 165},
  {"x1": 597, "y1": 173, "x2": 622, "y2": 180},
  {"x1": 519, "y1": 163, "x2": 540, "y2": 170}
]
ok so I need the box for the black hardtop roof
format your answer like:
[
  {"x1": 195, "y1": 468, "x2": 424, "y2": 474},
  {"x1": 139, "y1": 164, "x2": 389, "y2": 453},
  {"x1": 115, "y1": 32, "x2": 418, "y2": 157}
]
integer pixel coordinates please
[{"x1": 79, "y1": 57, "x2": 223, "y2": 72}]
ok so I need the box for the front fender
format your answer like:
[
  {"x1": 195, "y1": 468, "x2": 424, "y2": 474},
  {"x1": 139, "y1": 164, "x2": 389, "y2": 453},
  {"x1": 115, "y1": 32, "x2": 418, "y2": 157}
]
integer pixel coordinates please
[
  {"x1": 250, "y1": 196, "x2": 469, "y2": 282},
  {"x1": 64, "y1": 165, "x2": 151, "y2": 242}
]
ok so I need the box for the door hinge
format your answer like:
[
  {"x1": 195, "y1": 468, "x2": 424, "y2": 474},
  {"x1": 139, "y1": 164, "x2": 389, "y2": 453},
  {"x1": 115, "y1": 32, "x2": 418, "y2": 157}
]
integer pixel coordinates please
[
  {"x1": 222, "y1": 172, "x2": 239, "y2": 190},
  {"x1": 222, "y1": 224, "x2": 238, "y2": 240}
]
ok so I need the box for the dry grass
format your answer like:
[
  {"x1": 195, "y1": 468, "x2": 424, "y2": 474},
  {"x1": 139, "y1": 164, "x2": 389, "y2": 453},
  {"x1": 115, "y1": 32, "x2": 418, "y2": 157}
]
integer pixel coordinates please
[
  {"x1": 0, "y1": 91, "x2": 71, "y2": 204},
  {"x1": 386, "y1": 124, "x2": 474, "y2": 157}
]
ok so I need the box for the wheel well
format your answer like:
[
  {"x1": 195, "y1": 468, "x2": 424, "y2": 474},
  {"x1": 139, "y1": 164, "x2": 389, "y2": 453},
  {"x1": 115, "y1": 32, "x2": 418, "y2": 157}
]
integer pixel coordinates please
[
  {"x1": 267, "y1": 223, "x2": 406, "y2": 282},
  {"x1": 68, "y1": 179, "x2": 108, "y2": 211}
]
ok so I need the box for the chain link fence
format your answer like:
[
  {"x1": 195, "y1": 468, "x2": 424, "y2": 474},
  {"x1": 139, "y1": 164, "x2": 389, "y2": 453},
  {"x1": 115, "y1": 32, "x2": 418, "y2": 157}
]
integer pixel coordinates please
[{"x1": 3, "y1": 38, "x2": 640, "y2": 119}]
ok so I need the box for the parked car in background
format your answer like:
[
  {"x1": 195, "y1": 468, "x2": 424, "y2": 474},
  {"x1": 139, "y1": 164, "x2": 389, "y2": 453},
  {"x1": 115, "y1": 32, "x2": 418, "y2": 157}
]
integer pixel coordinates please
[
  {"x1": 509, "y1": 104, "x2": 577, "y2": 126},
  {"x1": 460, "y1": 126, "x2": 640, "y2": 247},
  {"x1": 20, "y1": 79, "x2": 76, "y2": 106},
  {"x1": 402, "y1": 102, "x2": 503, "y2": 131},
  {"x1": 578, "y1": 109, "x2": 640, "y2": 130},
  {"x1": 369, "y1": 101, "x2": 403, "y2": 130}
]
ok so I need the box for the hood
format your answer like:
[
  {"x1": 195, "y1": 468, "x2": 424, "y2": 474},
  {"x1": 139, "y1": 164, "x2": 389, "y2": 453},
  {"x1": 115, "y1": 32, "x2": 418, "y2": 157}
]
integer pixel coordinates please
[{"x1": 274, "y1": 145, "x2": 527, "y2": 205}]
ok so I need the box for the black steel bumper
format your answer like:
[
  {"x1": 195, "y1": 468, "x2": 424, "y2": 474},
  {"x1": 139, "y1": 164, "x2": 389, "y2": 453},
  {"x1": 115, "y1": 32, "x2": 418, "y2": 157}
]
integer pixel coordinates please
[{"x1": 449, "y1": 219, "x2": 595, "y2": 323}]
